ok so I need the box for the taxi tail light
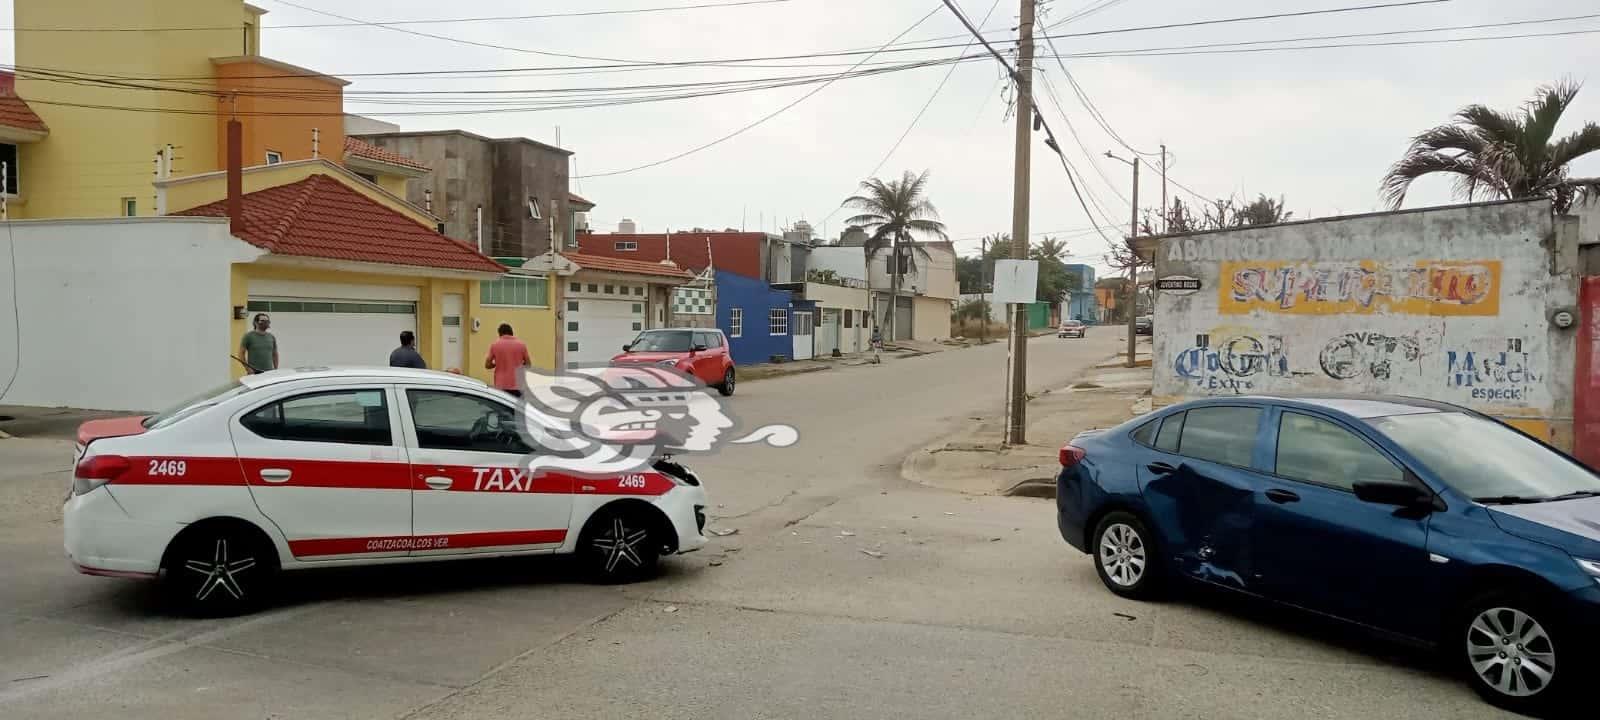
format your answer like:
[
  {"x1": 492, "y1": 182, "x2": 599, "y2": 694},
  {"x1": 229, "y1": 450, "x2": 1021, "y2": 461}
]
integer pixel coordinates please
[
  {"x1": 73, "y1": 454, "x2": 131, "y2": 495},
  {"x1": 1059, "y1": 445, "x2": 1086, "y2": 468}
]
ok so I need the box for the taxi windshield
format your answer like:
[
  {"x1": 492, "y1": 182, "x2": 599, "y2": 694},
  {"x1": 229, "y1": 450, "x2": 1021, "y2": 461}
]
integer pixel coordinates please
[{"x1": 142, "y1": 381, "x2": 246, "y2": 429}]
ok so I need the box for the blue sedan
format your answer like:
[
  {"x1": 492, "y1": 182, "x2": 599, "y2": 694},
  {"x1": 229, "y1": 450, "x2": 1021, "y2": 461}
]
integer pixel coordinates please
[{"x1": 1056, "y1": 395, "x2": 1600, "y2": 715}]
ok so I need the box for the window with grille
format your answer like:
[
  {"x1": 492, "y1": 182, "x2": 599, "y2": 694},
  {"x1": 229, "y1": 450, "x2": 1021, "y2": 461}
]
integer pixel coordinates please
[
  {"x1": 769, "y1": 308, "x2": 788, "y2": 335},
  {"x1": 729, "y1": 308, "x2": 743, "y2": 337},
  {"x1": 479, "y1": 275, "x2": 549, "y2": 307}
]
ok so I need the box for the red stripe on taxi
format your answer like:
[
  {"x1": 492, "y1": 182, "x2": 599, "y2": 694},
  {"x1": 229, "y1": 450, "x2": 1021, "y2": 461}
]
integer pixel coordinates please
[
  {"x1": 107, "y1": 456, "x2": 674, "y2": 496},
  {"x1": 288, "y1": 529, "x2": 568, "y2": 557}
]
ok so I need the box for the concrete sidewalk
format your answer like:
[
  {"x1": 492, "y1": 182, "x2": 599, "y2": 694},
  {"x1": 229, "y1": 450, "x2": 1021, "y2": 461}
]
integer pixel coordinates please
[
  {"x1": 902, "y1": 361, "x2": 1152, "y2": 497},
  {"x1": 739, "y1": 340, "x2": 953, "y2": 382}
]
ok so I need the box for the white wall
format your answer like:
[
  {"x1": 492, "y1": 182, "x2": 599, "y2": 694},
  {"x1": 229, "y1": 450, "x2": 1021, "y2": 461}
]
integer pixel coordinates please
[
  {"x1": 345, "y1": 114, "x2": 401, "y2": 136},
  {"x1": 0, "y1": 217, "x2": 263, "y2": 412},
  {"x1": 957, "y1": 293, "x2": 1007, "y2": 323},
  {"x1": 1153, "y1": 199, "x2": 1579, "y2": 445},
  {"x1": 808, "y1": 246, "x2": 868, "y2": 284},
  {"x1": 859, "y1": 242, "x2": 957, "y2": 299}
]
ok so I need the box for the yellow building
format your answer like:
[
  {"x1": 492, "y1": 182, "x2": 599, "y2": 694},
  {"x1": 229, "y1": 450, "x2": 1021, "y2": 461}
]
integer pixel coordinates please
[
  {"x1": 1, "y1": 0, "x2": 575, "y2": 376},
  {"x1": 6, "y1": 0, "x2": 421, "y2": 219},
  {"x1": 173, "y1": 170, "x2": 518, "y2": 377}
]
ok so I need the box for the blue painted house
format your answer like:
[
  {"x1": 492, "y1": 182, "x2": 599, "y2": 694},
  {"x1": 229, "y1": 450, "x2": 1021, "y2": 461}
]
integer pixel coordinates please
[
  {"x1": 716, "y1": 269, "x2": 803, "y2": 365},
  {"x1": 1062, "y1": 264, "x2": 1100, "y2": 323}
]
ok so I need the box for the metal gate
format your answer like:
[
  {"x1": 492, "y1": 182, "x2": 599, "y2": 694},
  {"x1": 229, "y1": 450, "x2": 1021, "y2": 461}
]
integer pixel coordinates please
[
  {"x1": 791, "y1": 310, "x2": 815, "y2": 360},
  {"x1": 817, "y1": 308, "x2": 841, "y2": 356},
  {"x1": 894, "y1": 297, "x2": 913, "y2": 340}
]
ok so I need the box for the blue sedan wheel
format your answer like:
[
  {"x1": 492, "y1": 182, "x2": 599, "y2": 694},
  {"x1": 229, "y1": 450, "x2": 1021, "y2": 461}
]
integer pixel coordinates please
[
  {"x1": 1459, "y1": 593, "x2": 1567, "y2": 713},
  {"x1": 1092, "y1": 512, "x2": 1163, "y2": 599}
]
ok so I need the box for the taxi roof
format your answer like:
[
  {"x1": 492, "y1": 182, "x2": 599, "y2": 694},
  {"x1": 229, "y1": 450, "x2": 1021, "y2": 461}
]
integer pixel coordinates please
[{"x1": 239, "y1": 366, "x2": 490, "y2": 391}]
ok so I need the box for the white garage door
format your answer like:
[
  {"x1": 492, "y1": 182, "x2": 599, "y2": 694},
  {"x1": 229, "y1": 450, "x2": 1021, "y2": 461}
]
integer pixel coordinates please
[
  {"x1": 247, "y1": 297, "x2": 417, "y2": 368},
  {"x1": 565, "y1": 296, "x2": 645, "y2": 368}
]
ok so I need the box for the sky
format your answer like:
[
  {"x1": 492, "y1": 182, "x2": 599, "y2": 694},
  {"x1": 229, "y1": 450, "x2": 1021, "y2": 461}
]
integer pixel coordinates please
[{"x1": 4, "y1": 0, "x2": 1599, "y2": 276}]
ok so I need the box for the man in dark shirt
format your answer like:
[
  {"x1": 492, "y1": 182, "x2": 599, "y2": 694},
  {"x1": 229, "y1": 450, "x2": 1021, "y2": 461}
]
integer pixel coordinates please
[
  {"x1": 389, "y1": 331, "x2": 427, "y2": 369},
  {"x1": 239, "y1": 313, "x2": 278, "y2": 374}
]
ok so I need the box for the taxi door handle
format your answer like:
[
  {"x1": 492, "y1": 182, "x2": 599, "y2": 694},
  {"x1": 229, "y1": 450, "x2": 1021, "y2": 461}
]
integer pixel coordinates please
[
  {"x1": 260, "y1": 468, "x2": 292, "y2": 484},
  {"x1": 424, "y1": 476, "x2": 453, "y2": 490}
]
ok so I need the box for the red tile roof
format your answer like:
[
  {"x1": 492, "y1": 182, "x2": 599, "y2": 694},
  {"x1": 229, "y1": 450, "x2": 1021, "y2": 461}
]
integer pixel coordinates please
[
  {"x1": 176, "y1": 174, "x2": 503, "y2": 274},
  {"x1": 344, "y1": 137, "x2": 428, "y2": 172},
  {"x1": 0, "y1": 72, "x2": 47, "y2": 133},
  {"x1": 564, "y1": 252, "x2": 693, "y2": 279},
  {"x1": 576, "y1": 231, "x2": 765, "y2": 278}
]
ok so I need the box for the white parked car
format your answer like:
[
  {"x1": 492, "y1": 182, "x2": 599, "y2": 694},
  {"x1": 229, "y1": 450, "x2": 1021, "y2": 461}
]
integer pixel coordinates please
[{"x1": 65, "y1": 367, "x2": 709, "y2": 616}]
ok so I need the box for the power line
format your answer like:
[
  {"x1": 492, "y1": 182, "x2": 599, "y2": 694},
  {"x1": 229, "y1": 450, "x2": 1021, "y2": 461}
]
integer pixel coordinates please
[
  {"x1": 939, "y1": 0, "x2": 1120, "y2": 245},
  {"x1": 12, "y1": 55, "x2": 974, "y2": 118},
  {"x1": 13, "y1": 9, "x2": 1595, "y2": 119},
  {"x1": 819, "y1": 0, "x2": 1004, "y2": 227},
  {"x1": 0, "y1": 0, "x2": 1463, "y2": 82},
  {"x1": 0, "y1": 0, "x2": 794, "y2": 32},
  {"x1": 1035, "y1": 68, "x2": 1128, "y2": 207},
  {"x1": 1051, "y1": 0, "x2": 1133, "y2": 26},
  {"x1": 1058, "y1": 23, "x2": 1600, "y2": 59},
  {"x1": 1059, "y1": 11, "x2": 1600, "y2": 57},
  {"x1": 576, "y1": 4, "x2": 949, "y2": 178},
  {"x1": 1042, "y1": 0, "x2": 1450, "y2": 32}
]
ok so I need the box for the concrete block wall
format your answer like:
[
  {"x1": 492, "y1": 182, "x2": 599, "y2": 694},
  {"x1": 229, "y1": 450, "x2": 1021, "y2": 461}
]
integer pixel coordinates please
[{"x1": 1153, "y1": 198, "x2": 1580, "y2": 449}]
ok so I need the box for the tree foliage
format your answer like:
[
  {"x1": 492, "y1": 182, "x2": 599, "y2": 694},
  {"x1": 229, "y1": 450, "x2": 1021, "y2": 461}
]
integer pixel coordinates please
[
  {"x1": 1382, "y1": 79, "x2": 1600, "y2": 213},
  {"x1": 840, "y1": 170, "x2": 948, "y2": 336},
  {"x1": 958, "y1": 233, "x2": 1078, "y2": 304}
]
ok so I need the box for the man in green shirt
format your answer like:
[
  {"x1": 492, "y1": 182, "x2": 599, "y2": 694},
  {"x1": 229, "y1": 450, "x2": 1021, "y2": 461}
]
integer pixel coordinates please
[{"x1": 239, "y1": 313, "x2": 279, "y2": 374}]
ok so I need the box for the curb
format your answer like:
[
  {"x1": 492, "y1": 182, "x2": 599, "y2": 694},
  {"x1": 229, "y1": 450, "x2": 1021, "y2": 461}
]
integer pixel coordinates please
[{"x1": 739, "y1": 364, "x2": 834, "y2": 383}]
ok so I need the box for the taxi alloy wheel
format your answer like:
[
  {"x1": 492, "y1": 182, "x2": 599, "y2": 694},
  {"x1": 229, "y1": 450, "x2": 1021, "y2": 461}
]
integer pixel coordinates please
[
  {"x1": 583, "y1": 507, "x2": 660, "y2": 583},
  {"x1": 166, "y1": 525, "x2": 272, "y2": 617}
]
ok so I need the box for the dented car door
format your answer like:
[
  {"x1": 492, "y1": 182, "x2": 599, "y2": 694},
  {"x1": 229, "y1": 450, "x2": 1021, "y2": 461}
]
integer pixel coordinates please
[
  {"x1": 1136, "y1": 405, "x2": 1267, "y2": 591},
  {"x1": 398, "y1": 386, "x2": 574, "y2": 556}
]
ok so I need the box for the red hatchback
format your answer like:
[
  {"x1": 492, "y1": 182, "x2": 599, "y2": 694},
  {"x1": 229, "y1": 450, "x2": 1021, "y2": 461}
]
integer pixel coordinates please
[{"x1": 611, "y1": 328, "x2": 736, "y2": 396}]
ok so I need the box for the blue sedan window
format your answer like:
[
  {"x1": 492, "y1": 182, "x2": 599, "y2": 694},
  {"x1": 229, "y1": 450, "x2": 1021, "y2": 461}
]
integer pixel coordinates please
[
  {"x1": 1177, "y1": 407, "x2": 1259, "y2": 467},
  {"x1": 1131, "y1": 418, "x2": 1159, "y2": 447},
  {"x1": 1275, "y1": 412, "x2": 1402, "y2": 491},
  {"x1": 1155, "y1": 411, "x2": 1185, "y2": 453}
]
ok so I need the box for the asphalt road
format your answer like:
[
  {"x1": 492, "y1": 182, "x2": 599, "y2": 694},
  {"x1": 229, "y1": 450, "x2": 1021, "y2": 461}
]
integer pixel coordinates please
[{"x1": 0, "y1": 331, "x2": 1515, "y2": 719}]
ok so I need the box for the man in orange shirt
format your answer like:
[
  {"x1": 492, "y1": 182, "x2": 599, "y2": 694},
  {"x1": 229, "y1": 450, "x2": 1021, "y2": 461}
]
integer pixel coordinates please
[{"x1": 484, "y1": 323, "x2": 533, "y2": 396}]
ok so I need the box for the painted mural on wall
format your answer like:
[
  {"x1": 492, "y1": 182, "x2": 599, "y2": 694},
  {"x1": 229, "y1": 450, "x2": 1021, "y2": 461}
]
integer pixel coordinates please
[
  {"x1": 1172, "y1": 330, "x2": 1297, "y2": 393},
  {"x1": 1221, "y1": 260, "x2": 1501, "y2": 316},
  {"x1": 1446, "y1": 338, "x2": 1542, "y2": 403},
  {"x1": 1170, "y1": 325, "x2": 1543, "y2": 408},
  {"x1": 1153, "y1": 200, "x2": 1575, "y2": 449}
]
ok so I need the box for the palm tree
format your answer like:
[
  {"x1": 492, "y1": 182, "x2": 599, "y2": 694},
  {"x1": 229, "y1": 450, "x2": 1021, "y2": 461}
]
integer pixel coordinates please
[
  {"x1": 1382, "y1": 80, "x2": 1600, "y2": 213},
  {"x1": 1033, "y1": 236, "x2": 1069, "y2": 262},
  {"x1": 1235, "y1": 194, "x2": 1293, "y2": 226},
  {"x1": 841, "y1": 170, "x2": 949, "y2": 342}
]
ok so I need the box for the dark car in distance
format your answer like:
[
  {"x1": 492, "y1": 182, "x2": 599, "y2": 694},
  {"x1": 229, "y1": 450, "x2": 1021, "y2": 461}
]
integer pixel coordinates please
[
  {"x1": 1055, "y1": 395, "x2": 1600, "y2": 715},
  {"x1": 1134, "y1": 315, "x2": 1153, "y2": 335}
]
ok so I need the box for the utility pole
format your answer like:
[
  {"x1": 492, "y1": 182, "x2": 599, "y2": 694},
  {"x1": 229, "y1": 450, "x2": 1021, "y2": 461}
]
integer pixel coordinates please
[
  {"x1": 1127, "y1": 158, "x2": 1139, "y2": 368},
  {"x1": 979, "y1": 236, "x2": 990, "y2": 344},
  {"x1": 1160, "y1": 143, "x2": 1168, "y2": 233},
  {"x1": 1105, "y1": 150, "x2": 1140, "y2": 368},
  {"x1": 1004, "y1": 0, "x2": 1036, "y2": 446}
]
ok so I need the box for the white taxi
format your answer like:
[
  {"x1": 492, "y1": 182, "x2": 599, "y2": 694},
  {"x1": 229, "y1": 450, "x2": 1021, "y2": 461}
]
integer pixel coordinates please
[{"x1": 65, "y1": 366, "x2": 709, "y2": 615}]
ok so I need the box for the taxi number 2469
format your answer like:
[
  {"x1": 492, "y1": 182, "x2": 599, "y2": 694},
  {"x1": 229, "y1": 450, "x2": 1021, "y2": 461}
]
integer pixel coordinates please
[{"x1": 148, "y1": 459, "x2": 188, "y2": 477}]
